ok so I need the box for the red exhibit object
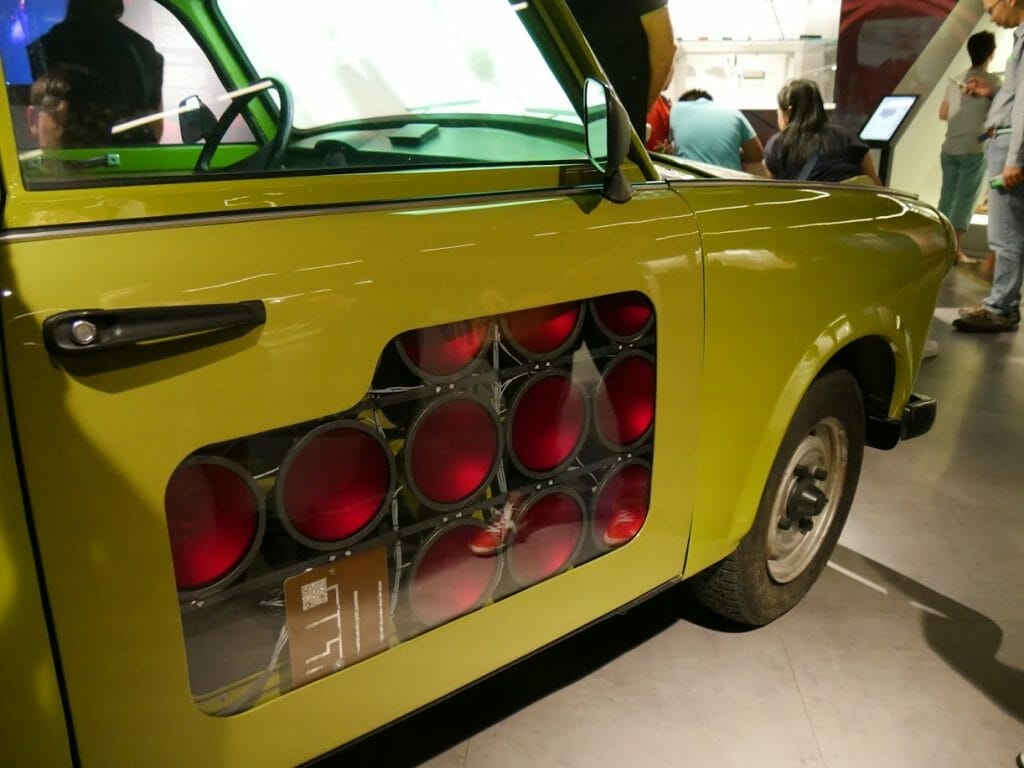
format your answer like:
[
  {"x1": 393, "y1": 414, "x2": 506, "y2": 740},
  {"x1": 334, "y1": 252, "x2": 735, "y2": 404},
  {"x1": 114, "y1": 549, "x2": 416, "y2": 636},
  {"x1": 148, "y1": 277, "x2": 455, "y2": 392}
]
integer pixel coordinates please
[
  {"x1": 165, "y1": 457, "x2": 264, "y2": 595},
  {"x1": 500, "y1": 301, "x2": 583, "y2": 359},
  {"x1": 508, "y1": 371, "x2": 587, "y2": 477},
  {"x1": 409, "y1": 520, "x2": 502, "y2": 625},
  {"x1": 406, "y1": 395, "x2": 501, "y2": 509},
  {"x1": 506, "y1": 488, "x2": 586, "y2": 586},
  {"x1": 591, "y1": 460, "x2": 652, "y2": 549},
  {"x1": 396, "y1": 317, "x2": 491, "y2": 381},
  {"x1": 277, "y1": 421, "x2": 394, "y2": 548},
  {"x1": 595, "y1": 351, "x2": 656, "y2": 450},
  {"x1": 590, "y1": 291, "x2": 654, "y2": 342}
]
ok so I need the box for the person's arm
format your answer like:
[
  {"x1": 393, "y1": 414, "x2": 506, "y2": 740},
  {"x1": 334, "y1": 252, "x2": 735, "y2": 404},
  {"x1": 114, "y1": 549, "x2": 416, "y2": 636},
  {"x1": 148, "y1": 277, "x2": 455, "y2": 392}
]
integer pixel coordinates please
[
  {"x1": 640, "y1": 6, "x2": 675, "y2": 112},
  {"x1": 763, "y1": 133, "x2": 781, "y2": 178},
  {"x1": 965, "y1": 76, "x2": 995, "y2": 98},
  {"x1": 861, "y1": 153, "x2": 883, "y2": 186},
  {"x1": 740, "y1": 136, "x2": 769, "y2": 177},
  {"x1": 999, "y1": 60, "x2": 1024, "y2": 190},
  {"x1": 939, "y1": 99, "x2": 950, "y2": 121}
]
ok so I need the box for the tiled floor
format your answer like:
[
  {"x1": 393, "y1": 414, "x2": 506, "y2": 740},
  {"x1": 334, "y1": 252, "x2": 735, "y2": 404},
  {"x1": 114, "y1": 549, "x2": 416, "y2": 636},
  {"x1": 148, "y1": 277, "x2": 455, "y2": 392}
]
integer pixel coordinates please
[{"x1": 327, "y1": 267, "x2": 1024, "y2": 768}]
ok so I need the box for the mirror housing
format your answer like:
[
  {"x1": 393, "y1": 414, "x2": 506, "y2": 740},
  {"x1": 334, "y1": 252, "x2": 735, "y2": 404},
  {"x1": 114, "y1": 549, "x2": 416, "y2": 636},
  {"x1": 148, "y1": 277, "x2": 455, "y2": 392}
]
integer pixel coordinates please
[
  {"x1": 179, "y1": 96, "x2": 218, "y2": 144},
  {"x1": 583, "y1": 78, "x2": 633, "y2": 204}
]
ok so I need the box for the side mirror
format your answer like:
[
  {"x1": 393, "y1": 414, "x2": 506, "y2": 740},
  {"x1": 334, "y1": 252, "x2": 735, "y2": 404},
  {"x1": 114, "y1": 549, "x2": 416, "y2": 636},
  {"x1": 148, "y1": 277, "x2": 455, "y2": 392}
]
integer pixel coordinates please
[
  {"x1": 583, "y1": 78, "x2": 633, "y2": 204},
  {"x1": 179, "y1": 96, "x2": 218, "y2": 144}
]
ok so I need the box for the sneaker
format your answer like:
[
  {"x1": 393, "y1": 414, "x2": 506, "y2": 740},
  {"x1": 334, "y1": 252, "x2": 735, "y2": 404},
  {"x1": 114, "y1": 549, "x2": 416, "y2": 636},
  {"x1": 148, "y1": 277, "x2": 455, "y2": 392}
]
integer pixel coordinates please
[
  {"x1": 469, "y1": 500, "x2": 518, "y2": 556},
  {"x1": 922, "y1": 338, "x2": 939, "y2": 359},
  {"x1": 958, "y1": 304, "x2": 1021, "y2": 322},
  {"x1": 958, "y1": 304, "x2": 986, "y2": 318},
  {"x1": 953, "y1": 306, "x2": 1020, "y2": 333},
  {"x1": 603, "y1": 508, "x2": 646, "y2": 548}
]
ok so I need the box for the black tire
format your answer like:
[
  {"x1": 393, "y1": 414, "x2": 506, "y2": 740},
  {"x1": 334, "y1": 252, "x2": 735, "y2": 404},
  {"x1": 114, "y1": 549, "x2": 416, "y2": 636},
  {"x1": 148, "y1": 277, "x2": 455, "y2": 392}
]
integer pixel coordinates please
[{"x1": 692, "y1": 369, "x2": 865, "y2": 625}]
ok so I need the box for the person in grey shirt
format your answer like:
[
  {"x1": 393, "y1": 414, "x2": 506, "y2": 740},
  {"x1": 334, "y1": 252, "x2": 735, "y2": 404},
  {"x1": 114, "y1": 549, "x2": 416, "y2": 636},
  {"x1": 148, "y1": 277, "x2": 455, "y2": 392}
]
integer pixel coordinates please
[
  {"x1": 939, "y1": 31, "x2": 1000, "y2": 264},
  {"x1": 955, "y1": 0, "x2": 1024, "y2": 333}
]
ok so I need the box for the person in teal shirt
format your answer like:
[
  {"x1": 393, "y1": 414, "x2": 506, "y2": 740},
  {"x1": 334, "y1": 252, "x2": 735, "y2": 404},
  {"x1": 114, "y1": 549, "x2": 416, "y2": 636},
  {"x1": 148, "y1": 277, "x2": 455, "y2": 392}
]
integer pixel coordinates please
[
  {"x1": 939, "y1": 31, "x2": 1000, "y2": 264},
  {"x1": 669, "y1": 89, "x2": 768, "y2": 176}
]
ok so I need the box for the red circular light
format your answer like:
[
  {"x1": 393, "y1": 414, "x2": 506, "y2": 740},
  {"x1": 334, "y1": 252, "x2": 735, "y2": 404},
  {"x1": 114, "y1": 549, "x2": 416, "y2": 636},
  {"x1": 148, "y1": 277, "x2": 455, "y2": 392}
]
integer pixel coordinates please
[
  {"x1": 165, "y1": 457, "x2": 264, "y2": 594},
  {"x1": 500, "y1": 302, "x2": 583, "y2": 359},
  {"x1": 407, "y1": 396, "x2": 501, "y2": 508},
  {"x1": 591, "y1": 292, "x2": 654, "y2": 342},
  {"x1": 596, "y1": 352, "x2": 655, "y2": 450},
  {"x1": 397, "y1": 318, "x2": 491, "y2": 381},
  {"x1": 507, "y1": 489, "x2": 585, "y2": 586},
  {"x1": 278, "y1": 421, "x2": 393, "y2": 548},
  {"x1": 410, "y1": 520, "x2": 501, "y2": 626},
  {"x1": 509, "y1": 372, "x2": 587, "y2": 476},
  {"x1": 592, "y1": 461, "x2": 652, "y2": 549}
]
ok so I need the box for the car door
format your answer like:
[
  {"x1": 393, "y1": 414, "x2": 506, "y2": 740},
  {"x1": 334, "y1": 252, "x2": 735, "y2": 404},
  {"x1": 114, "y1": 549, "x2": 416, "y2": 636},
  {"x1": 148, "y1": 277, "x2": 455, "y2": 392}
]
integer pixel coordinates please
[{"x1": 0, "y1": 1, "x2": 702, "y2": 764}]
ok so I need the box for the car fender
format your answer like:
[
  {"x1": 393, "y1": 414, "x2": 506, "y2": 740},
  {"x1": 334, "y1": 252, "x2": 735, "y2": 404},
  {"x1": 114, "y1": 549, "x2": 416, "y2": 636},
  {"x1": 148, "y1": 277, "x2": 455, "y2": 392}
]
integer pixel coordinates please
[{"x1": 675, "y1": 180, "x2": 951, "y2": 577}]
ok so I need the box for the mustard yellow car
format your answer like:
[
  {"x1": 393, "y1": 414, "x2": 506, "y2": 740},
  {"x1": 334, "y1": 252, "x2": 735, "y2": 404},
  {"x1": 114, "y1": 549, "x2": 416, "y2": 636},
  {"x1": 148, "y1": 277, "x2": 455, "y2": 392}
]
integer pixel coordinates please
[{"x1": 0, "y1": 1, "x2": 951, "y2": 765}]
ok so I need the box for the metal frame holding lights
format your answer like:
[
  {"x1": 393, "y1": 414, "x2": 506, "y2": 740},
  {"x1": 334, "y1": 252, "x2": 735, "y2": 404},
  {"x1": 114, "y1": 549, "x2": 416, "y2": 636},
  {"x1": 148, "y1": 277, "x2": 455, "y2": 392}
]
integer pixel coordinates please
[{"x1": 164, "y1": 291, "x2": 657, "y2": 714}]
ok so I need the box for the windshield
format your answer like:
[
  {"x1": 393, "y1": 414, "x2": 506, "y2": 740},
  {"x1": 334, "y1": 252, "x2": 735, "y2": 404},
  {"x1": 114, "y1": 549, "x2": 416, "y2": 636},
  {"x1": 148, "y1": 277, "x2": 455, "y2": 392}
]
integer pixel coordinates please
[{"x1": 217, "y1": 0, "x2": 580, "y2": 131}]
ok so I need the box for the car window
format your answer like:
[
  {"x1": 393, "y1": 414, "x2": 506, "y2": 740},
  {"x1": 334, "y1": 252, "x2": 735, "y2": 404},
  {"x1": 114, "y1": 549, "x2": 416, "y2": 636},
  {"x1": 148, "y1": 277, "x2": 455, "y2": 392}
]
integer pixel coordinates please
[
  {"x1": 218, "y1": 0, "x2": 576, "y2": 130},
  {"x1": 2, "y1": 0, "x2": 255, "y2": 186},
  {"x1": 1, "y1": 0, "x2": 587, "y2": 189}
]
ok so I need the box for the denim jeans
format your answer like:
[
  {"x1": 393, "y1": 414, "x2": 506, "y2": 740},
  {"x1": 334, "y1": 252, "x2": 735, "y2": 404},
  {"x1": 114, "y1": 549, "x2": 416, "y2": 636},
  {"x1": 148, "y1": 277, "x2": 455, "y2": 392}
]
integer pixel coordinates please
[
  {"x1": 938, "y1": 151, "x2": 986, "y2": 232},
  {"x1": 984, "y1": 134, "x2": 1024, "y2": 315}
]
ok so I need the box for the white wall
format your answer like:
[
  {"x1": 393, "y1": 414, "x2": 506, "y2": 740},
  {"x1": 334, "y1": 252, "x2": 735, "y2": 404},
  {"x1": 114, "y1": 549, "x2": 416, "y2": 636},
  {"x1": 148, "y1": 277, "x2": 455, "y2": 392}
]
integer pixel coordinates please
[{"x1": 668, "y1": 0, "x2": 840, "y2": 41}]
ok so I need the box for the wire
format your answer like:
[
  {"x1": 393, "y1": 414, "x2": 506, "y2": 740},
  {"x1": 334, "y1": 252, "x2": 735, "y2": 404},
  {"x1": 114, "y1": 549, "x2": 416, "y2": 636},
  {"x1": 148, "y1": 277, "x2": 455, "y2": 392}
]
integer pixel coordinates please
[{"x1": 217, "y1": 622, "x2": 289, "y2": 716}]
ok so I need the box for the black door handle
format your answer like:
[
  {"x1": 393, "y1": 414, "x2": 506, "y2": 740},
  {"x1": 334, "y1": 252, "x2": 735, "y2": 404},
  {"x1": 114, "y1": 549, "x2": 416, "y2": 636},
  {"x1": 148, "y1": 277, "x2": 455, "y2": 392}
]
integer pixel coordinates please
[{"x1": 42, "y1": 300, "x2": 266, "y2": 356}]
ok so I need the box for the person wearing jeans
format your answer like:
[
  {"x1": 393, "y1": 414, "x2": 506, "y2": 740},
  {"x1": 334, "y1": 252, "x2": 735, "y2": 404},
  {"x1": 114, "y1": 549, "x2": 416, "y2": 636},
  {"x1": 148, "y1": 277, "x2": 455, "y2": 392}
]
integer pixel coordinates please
[
  {"x1": 955, "y1": 0, "x2": 1024, "y2": 333},
  {"x1": 938, "y1": 31, "x2": 999, "y2": 264}
]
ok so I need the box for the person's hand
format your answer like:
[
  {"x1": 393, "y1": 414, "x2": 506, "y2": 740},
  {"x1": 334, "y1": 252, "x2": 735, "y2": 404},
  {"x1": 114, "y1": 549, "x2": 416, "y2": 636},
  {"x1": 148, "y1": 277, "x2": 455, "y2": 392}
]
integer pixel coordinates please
[
  {"x1": 965, "y1": 77, "x2": 994, "y2": 98},
  {"x1": 650, "y1": 138, "x2": 676, "y2": 154},
  {"x1": 1001, "y1": 165, "x2": 1023, "y2": 190}
]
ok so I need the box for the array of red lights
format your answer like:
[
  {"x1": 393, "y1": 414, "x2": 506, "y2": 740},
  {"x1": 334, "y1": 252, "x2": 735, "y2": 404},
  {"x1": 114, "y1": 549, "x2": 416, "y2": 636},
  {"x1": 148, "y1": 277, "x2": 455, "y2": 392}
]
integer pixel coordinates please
[{"x1": 165, "y1": 291, "x2": 657, "y2": 635}]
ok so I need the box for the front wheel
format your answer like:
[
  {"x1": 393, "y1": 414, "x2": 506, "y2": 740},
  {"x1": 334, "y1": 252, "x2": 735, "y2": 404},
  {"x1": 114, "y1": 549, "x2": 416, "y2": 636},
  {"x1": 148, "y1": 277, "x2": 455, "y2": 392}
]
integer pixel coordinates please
[{"x1": 692, "y1": 369, "x2": 865, "y2": 625}]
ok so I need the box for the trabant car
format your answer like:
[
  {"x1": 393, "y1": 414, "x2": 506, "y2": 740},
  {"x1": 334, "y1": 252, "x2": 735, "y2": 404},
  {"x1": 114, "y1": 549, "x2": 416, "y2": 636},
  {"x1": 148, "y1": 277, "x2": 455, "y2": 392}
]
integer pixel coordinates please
[{"x1": 0, "y1": 1, "x2": 951, "y2": 765}]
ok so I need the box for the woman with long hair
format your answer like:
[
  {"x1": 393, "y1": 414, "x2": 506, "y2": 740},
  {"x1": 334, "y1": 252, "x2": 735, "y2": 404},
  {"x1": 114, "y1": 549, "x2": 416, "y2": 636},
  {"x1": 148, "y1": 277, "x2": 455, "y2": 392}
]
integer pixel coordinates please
[{"x1": 765, "y1": 79, "x2": 881, "y2": 184}]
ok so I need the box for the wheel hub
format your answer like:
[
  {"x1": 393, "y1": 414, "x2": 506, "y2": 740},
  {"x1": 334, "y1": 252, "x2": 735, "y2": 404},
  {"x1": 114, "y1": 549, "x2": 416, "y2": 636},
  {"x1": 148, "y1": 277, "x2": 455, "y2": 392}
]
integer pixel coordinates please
[
  {"x1": 779, "y1": 464, "x2": 829, "y2": 532},
  {"x1": 766, "y1": 418, "x2": 848, "y2": 584}
]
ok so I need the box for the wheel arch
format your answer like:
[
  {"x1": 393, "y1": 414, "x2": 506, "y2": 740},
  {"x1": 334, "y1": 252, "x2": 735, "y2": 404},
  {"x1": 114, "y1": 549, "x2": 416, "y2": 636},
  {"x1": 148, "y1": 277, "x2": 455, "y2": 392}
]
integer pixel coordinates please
[
  {"x1": 685, "y1": 329, "x2": 904, "y2": 579},
  {"x1": 823, "y1": 334, "x2": 897, "y2": 434}
]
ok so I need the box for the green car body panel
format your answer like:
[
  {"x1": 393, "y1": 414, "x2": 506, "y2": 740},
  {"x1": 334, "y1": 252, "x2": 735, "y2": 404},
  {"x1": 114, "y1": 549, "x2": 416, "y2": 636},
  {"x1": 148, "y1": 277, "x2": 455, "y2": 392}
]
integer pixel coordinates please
[{"x1": 0, "y1": 0, "x2": 952, "y2": 764}]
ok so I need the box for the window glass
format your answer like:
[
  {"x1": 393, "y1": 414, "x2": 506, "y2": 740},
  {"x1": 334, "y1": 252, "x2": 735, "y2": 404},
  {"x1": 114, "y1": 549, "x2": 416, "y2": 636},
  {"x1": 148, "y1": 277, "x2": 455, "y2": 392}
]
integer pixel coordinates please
[
  {"x1": 218, "y1": 0, "x2": 577, "y2": 130},
  {"x1": 2, "y1": 0, "x2": 252, "y2": 177},
  {"x1": 1, "y1": 0, "x2": 586, "y2": 189}
]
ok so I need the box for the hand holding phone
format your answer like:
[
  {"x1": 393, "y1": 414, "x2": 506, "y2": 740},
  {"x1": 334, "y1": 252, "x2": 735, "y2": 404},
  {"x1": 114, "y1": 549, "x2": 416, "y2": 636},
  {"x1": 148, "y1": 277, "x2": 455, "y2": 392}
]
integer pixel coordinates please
[{"x1": 948, "y1": 76, "x2": 968, "y2": 91}]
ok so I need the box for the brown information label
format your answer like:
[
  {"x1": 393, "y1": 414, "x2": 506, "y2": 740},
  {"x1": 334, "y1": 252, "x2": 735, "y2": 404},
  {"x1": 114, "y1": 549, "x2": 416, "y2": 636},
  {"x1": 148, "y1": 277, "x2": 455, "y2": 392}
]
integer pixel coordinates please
[{"x1": 284, "y1": 548, "x2": 390, "y2": 688}]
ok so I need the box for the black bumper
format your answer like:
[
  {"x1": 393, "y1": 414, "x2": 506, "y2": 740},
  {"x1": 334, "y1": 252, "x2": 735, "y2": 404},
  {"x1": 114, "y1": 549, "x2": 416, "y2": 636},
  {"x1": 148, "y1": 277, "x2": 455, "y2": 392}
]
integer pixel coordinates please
[{"x1": 865, "y1": 393, "x2": 937, "y2": 450}]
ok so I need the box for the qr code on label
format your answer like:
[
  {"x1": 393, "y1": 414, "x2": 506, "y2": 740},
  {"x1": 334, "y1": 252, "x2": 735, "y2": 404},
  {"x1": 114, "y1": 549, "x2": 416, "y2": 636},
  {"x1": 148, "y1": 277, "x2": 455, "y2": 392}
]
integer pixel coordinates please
[{"x1": 301, "y1": 578, "x2": 329, "y2": 611}]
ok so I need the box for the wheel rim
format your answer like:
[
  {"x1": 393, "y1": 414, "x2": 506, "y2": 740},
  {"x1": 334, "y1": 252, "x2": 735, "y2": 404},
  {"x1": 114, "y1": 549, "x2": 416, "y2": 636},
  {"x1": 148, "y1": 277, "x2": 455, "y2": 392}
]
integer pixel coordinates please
[{"x1": 766, "y1": 416, "x2": 848, "y2": 584}]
